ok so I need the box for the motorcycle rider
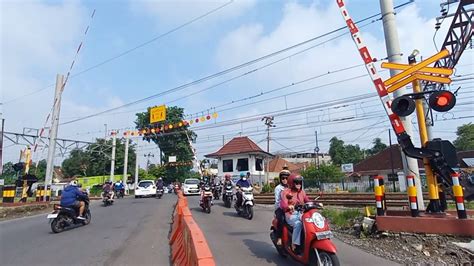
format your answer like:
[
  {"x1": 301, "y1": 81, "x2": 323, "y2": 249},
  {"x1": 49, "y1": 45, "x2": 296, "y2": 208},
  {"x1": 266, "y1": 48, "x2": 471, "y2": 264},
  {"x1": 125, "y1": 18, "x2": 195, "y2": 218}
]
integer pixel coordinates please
[
  {"x1": 102, "y1": 181, "x2": 115, "y2": 201},
  {"x1": 60, "y1": 180, "x2": 86, "y2": 220},
  {"x1": 200, "y1": 175, "x2": 213, "y2": 205},
  {"x1": 156, "y1": 177, "x2": 164, "y2": 190},
  {"x1": 279, "y1": 174, "x2": 310, "y2": 255},
  {"x1": 235, "y1": 172, "x2": 251, "y2": 209},
  {"x1": 114, "y1": 180, "x2": 125, "y2": 197},
  {"x1": 274, "y1": 169, "x2": 290, "y2": 246}
]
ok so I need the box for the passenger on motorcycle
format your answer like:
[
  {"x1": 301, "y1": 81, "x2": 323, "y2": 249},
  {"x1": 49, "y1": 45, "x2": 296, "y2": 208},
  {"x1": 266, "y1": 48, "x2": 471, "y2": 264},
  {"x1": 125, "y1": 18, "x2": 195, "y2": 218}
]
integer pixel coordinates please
[
  {"x1": 279, "y1": 174, "x2": 310, "y2": 254},
  {"x1": 235, "y1": 172, "x2": 251, "y2": 208},
  {"x1": 102, "y1": 181, "x2": 115, "y2": 200},
  {"x1": 274, "y1": 169, "x2": 290, "y2": 245},
  {"x1": 60, "y1": 180, "x2": 87, "y2": 220}
]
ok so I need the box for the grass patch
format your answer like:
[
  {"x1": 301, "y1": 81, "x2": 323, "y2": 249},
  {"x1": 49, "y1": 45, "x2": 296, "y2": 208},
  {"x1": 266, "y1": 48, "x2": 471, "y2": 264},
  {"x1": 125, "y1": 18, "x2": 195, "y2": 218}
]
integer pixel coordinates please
[{"x1": 321, "y1": 208, "x2": 362, "y2": 228}]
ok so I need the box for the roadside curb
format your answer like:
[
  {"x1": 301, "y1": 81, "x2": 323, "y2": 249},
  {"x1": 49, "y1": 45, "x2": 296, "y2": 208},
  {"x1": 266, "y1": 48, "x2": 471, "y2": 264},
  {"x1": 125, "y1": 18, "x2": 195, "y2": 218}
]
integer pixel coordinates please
[{"x1": 169, "y1": 190, "x2": 215, "y2": 266}]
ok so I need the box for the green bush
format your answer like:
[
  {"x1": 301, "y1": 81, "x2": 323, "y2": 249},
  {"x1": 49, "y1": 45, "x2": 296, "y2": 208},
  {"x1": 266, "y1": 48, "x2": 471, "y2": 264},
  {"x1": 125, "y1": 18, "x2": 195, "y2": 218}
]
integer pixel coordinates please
[
  {"x1": 262, "y1": 183, "x2": 273, "y2": 193},
  {"x1": 348, "y1": 187, "x2": 358, "y2": 192},
  {"x1": 321, "y1": 208, "x2": 361, "y2": 227},
  {"x1": 89, "y1": 185, "x2": 103, "y2": 197}
]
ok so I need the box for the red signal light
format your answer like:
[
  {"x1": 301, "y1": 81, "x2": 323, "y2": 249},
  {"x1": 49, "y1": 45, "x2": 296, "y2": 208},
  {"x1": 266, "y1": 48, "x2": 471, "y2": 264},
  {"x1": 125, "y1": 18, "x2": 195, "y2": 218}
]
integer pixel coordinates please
[{"x1": 429, "y1": 90, "x2": 456, "y2": 112}]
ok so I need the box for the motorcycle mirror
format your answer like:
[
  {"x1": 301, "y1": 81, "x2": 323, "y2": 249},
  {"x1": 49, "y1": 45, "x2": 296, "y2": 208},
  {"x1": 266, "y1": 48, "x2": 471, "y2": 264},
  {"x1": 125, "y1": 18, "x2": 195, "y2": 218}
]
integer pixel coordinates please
[{"x1": 318, "y1": 202, "x2": 324, "y2": 208}]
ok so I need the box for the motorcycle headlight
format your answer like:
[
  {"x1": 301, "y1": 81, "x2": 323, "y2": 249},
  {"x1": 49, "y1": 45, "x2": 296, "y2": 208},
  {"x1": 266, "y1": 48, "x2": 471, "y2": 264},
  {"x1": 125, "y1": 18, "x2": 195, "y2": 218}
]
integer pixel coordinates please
[{"x1": 305, "y1": 212, "x2": 325, "y2": 229}]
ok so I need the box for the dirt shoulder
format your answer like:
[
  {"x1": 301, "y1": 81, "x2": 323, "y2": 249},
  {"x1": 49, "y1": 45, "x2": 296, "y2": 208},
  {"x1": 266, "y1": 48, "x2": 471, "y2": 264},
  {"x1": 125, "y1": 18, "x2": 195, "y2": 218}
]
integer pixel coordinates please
[{"x1": 0, "y1": 203, "x2": 53, "y2": 221}]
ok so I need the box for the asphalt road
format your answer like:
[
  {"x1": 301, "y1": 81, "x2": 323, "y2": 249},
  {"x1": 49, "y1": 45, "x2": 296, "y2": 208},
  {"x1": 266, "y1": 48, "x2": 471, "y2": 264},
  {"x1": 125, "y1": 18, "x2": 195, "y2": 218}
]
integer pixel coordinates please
[
  {"x1": 188, "y1": 196, "x2": 399, "y2": 266},
  {"x1": 0, "y1": 194, "x2": 176, "y2": 266}
]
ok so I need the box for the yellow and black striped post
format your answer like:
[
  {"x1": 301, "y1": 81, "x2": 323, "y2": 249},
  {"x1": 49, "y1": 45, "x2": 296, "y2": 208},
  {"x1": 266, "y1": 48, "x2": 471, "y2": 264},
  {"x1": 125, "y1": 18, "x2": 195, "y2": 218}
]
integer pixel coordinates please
[
  {"x1": 451, "y1": 172, "x2": 467, "y2": 219},
  {"x1": 406, "y1": 175, "x2": 419, "y2": 217},
  {"x1": 2, "y1": 185, "x2": 16, "y2": 203},
  {"x1": 35, "y1": 185, "x2": 42, "y2": 202},
  {"x1": 374, "y1": 176, "x2": 385, "y2": 216}
]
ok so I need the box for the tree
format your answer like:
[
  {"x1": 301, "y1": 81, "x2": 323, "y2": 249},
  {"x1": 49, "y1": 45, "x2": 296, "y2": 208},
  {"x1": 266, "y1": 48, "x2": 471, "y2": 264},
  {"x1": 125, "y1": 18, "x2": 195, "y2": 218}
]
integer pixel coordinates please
[
  {"x1": 367, "y1": 138, "x2": 388, "y2": 156},
  {"x1": 61, "y1": 138, "x2": 137, "y2": 178},
  {"x1": 1, "y1": 162, "x2": 17, "y2": 185},
  {"x1": 135, "y1": 106, "x2": 197, "y2": 182},
  {"x1": 29, "y1": 159, "x2": 47, "y2": 181},
  {"x1": 300, "y1": 163, "x2": 343, "y2": 183},
  {"x1": 328, "y1": 137, "x2": 365, "y2": 165},
  {"x1": 453, "y1": 123, "x2": 474, "y2": 151}
]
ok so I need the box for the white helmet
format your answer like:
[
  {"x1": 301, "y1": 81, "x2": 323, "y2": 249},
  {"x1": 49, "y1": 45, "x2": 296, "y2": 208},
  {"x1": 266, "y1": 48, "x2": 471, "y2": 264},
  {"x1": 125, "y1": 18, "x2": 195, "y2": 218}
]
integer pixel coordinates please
[{"x1": 70, "y1": 180, "x2": 78, "y2": 186}]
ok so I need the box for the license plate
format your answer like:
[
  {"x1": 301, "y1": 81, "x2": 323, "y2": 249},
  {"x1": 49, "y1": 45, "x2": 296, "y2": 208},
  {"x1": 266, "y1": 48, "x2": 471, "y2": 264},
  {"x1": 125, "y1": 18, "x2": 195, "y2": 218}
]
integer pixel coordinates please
[
  {"x1": 47, "y1": 213, "x2": 58, "y2": 219},
  {"x1": 315, "y1": 231, "x2": 333, "y2": 240}
]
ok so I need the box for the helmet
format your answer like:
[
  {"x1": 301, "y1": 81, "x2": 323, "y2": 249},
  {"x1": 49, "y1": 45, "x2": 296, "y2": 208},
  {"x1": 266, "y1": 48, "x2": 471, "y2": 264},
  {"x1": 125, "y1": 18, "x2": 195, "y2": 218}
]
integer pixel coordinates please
[
  {"x1": 279, "y1": 170, "x2": 291, "y2": 184},
  {"x1": 158, "y1": 177, "x2": 162, "y2": 180},
  {"x1": 224, "y1": 174, "x2": 231, "y2": 180},
  {"x1": 69, "y1": 180, "x2": 78, "y2": 186},
  {"x1": 240, "y1": 172, "x2": 246, "y2": 178},
  {"x1": 288, "y1": 174, "x2": 303, "y2": 191}
]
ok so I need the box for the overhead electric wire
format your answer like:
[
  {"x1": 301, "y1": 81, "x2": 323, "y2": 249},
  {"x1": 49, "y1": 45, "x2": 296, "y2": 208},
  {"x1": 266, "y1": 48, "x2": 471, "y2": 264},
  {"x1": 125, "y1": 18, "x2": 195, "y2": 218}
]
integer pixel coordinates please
[
  {"x1": 60, "y1": 0, "x2": 415, "y2": 125},
  {"x1": 3, "y1": 1, "x2": 234, "y2": 104}
]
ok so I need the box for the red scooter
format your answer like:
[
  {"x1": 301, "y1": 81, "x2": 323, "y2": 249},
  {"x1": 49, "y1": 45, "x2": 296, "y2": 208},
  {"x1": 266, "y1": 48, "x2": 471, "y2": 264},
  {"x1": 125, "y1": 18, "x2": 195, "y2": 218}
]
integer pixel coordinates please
[{"x1": 270, "y1": 199, "x2": 339, "y2": 265}]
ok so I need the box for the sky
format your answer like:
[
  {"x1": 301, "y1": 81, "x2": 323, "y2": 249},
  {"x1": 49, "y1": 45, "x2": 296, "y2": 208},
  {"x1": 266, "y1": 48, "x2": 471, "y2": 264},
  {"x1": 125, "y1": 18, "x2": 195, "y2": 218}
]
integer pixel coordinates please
[{"x1": 1, "y1": 0, "x2": 473, "y2": 170}]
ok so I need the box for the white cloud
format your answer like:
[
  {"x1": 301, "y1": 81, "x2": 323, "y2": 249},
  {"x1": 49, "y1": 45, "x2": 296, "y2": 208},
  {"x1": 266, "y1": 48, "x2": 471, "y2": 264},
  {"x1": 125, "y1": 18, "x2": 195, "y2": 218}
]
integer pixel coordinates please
[{"x1": 131, "y1": 0, "x2": 256, "y2": 27}]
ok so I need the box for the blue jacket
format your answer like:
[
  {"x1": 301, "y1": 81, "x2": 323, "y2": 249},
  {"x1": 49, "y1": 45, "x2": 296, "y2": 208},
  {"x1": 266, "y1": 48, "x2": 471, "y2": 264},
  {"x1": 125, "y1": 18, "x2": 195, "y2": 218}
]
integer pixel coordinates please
[
  {"x1": 236, "y1": 179, "x2": 251, "y2": 188},
  {"x1": 60, "y1": 185, "x2": 84, "y2": 206}
]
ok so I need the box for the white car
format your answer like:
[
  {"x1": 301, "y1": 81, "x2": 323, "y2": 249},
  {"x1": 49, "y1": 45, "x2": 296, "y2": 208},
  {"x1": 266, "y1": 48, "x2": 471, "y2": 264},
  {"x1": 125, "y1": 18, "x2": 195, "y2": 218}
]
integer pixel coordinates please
[
  {"x1": 183, "y1": 178, "x2": 200, "y2": 196},
  {"x1": 135, "y1": 180, "x2": 156, "y2": 198}
]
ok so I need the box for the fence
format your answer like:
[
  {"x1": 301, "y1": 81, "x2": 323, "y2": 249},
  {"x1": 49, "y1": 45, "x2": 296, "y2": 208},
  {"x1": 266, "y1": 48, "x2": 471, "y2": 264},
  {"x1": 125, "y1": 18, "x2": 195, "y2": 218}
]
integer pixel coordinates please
[{"x1": 312, "y1": 180, "x2": 402, "y2": 193}]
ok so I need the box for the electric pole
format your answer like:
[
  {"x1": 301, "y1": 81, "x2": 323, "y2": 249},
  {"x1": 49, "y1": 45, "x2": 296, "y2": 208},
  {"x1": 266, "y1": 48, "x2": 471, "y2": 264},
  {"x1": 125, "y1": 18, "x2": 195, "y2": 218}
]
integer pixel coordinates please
[
  {"x1": 44, "y1": 74, "x2": 64, "y2": 201},
  {"x1": 379, "y1": 0, "x2": 424, "y2": 209},
  {"x1": 134, "y1": 142, "x2": 139, "y2": 189},
  {"x1": 262, "y1": 116, "x2": 275, "y2": 153},
  {"x1": 109, "y1": 132, "x2": 117, "y2": 182},
  {"x1": 314, "y1": 130, "x2": 320, "y2": 169},
  {"x1": 123, "y1": 132, "x2": 130, "y2": 187},
  {"x1": 144, "y1": 153, "x2": 154, "y2": 170}
]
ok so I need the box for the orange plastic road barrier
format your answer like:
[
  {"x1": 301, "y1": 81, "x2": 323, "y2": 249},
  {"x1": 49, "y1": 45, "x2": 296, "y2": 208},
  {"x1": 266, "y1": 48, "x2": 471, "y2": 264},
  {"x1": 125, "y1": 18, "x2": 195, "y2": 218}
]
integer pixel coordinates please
[{"x1": 169, "y1": 191, "x2": 215, "y2": 266}]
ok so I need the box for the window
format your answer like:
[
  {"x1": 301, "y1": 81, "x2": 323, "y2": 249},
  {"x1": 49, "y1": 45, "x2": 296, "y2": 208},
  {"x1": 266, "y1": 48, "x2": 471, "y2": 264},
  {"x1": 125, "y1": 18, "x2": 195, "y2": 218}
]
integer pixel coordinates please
[
  {"x1": 184, "y1": 179, "x2": 200, "y2": 185},
  {"x1": 236, "y1": 158, "x2": 249, "y2": 171},
  {"x1": 223, "y1": 159, "x2": 233, "y2": 172},
  {"x1": 256, "y1": 158, "x2": 263, "y2": 171},
  {"x1": 138, "y1": 181, "x2": 154, "y2": 188}
]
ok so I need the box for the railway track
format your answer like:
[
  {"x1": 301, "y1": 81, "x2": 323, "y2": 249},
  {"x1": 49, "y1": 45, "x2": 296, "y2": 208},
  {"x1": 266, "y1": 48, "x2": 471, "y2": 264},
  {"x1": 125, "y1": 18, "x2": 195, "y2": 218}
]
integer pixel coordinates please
[{"x1": 254, "y1": 192, "x2": 433, "y2": 207}]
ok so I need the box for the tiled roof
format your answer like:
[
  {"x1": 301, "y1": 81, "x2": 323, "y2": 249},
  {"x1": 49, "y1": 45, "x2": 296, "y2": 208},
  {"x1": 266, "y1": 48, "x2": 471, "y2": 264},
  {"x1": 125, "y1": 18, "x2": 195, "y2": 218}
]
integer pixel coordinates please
[
  {"x1": 268, "y1": 158, "x2": 301, "y2": 173},
  {"x1": 205, "y1": 136, "x2": 272, "y2": 158},
  {"x1": 354, "y1": 145, "x2": 423, "y2": 173}
]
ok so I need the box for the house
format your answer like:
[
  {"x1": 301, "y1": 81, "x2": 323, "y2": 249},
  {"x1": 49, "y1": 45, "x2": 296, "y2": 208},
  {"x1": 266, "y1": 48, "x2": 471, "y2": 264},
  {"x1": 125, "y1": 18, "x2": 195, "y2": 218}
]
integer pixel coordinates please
[
  {"x1": 353, "y1": 144, "x2": 424, "y2": 182},
  {"x1": 276, "y1": 152, "x2": 332, "y2": 165},
  {"x1": 205, "y1": 136, "x2": 273, "y2": 185},
  {"x1": 267, "y1": 157, "x2": 306, "y2": 182},
  {"x1": 457, "y1": 150, "x2": 474, "y2": 171}
]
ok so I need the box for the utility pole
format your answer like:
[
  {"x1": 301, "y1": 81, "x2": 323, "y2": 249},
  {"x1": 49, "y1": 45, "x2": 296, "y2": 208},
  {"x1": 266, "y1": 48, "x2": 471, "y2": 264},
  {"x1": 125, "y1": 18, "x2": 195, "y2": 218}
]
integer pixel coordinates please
[
  {"x1": 104, "y1": 124, "x2": 107, "y2": 139},
  {"x1": 144, "y1": 153, "x2": 154, "y2": 170},
  {"x1": 0, "y1": 118, "x2": 4, "y2": 175},
  {"x1": 134, "y1": 143, "x2": 139, "y2": 190},
  {"x1": 44, "y1": 74, "x2": 64, "y2": 201},
  {"x1": 123, "y1": 132, "x2": 129, "y2": 187},
  {"x1": 262, "y1": 116, "x2": 275, "y2": 185},
  {"x1": 314, "y1": 130, "x2": 320, "y2": 169},
  {"x1": 379, "y1": 0, "x2": 424, "y2": 209},
  {"x1": 109, "y1": 132, "x2": 117, "y2": 182}
]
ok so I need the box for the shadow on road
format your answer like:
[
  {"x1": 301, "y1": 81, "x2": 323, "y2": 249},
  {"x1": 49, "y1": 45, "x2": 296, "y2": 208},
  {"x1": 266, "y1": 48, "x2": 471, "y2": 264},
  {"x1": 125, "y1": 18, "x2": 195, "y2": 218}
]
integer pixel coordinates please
[
  {"x1": 222, "y1": 211, "x2": 237, "y2": 217},
  {"x1": 242, "y1": 239, "x2": 291, "y2": 266},
  {"x1": 227, "y1": 231, "x2": 257, "y2": 236}
]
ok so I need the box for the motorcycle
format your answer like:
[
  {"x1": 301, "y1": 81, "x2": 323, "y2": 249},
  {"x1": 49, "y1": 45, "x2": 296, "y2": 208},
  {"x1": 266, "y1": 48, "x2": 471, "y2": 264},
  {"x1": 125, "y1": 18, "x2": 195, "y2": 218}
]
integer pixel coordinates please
[
  {"x1": 222, "y1": 184, "x2": 233, "y2": 208},
  {"x1": 47, "y1": 194, "x2": 91, "y2": 233},
  {"x1": 156, "y1": 187, "x2": 164, "y2": 199},
  {"x1": 270, "y1": 199, "x2": 339, "y2": 265},
  {"x1": 212, "y1": 183, "x2": 221, "y2": 200},
  {"x1": 235, "y1": 186, "x2": 254, "y2": 220},
  {"x1": 115, "y1": 188, "x2": 124, "y2": 199},
  {"x1": 102, "y1": 191, "x2": 114, "y2": 206},
  {"x1": 200, "y1": 184, "x2": 213, "y2": 214}
]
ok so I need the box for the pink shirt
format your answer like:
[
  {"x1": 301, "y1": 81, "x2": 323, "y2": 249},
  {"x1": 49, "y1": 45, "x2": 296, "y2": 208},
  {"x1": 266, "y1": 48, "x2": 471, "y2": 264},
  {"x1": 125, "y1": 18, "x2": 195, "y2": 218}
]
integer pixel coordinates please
[{"x1": 279, "y1": 188, "x2": 310, "y2": 214}]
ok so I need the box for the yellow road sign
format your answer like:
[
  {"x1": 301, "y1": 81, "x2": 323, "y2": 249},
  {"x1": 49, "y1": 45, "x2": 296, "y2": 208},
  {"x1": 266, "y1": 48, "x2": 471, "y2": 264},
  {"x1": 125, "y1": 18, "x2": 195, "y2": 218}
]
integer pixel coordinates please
[
  {"x1": 383, "y1": 49, "x2": 449, "y2": 86},
  {"x1": 150, "y1": 105, "x2": 166, "y2": 123},
  {"x1": 381, "y1": 62, "x2": 453, "y2": 76}
]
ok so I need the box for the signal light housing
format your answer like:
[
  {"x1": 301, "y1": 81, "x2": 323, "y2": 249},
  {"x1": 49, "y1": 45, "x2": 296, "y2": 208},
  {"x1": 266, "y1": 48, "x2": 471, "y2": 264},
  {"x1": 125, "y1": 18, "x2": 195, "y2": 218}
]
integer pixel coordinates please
[
  {"x1": 429, "y1": 90, "x2": 456, "y2": 112},
  {"x1": 391, "y1": 95, "x2": 416, "y2": 117}
]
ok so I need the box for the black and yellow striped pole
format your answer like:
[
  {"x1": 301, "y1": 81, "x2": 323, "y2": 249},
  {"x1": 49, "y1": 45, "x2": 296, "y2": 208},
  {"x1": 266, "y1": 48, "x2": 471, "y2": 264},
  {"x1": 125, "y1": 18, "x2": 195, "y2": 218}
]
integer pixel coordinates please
[
  {"x1": 374, "y1": 176, "x2": 385, "y2": 216},
  {"x1": 2, "y1": 185, "x2": 15, "y2": 203}
]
